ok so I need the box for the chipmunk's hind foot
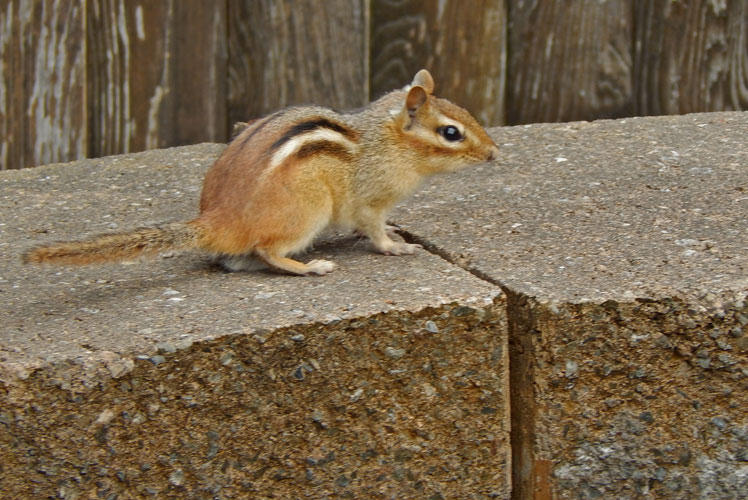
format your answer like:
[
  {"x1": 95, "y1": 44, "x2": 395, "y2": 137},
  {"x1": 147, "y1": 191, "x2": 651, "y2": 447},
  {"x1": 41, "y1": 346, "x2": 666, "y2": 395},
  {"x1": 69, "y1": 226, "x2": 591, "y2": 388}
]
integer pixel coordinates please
[
  {"x1": 304, "y1": 259, "x2": 337, "y2": 275},
  {"x1": 255, "y1": 248, "x2": 336, "y2": 276}
]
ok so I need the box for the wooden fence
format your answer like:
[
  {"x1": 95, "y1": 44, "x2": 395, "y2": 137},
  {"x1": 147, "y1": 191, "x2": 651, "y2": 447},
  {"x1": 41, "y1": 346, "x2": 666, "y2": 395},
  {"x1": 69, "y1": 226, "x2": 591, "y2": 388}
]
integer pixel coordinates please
[{"x1": 1, "y1": 0, "x2": 747, "y2": 170}]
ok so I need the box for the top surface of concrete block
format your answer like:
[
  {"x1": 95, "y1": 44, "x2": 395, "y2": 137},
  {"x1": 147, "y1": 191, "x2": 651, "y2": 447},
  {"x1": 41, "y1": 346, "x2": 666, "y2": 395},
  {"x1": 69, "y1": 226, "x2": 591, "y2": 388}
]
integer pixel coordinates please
[
  {"x1": 3, "y1": 111, "x2": 747, "y2": 379},
  {"x1": 0, "y1": 146, "x2": 499, "y2": 383},
  {"x1": 395, "y1": 111, "x2": 748, "y2": 303}
]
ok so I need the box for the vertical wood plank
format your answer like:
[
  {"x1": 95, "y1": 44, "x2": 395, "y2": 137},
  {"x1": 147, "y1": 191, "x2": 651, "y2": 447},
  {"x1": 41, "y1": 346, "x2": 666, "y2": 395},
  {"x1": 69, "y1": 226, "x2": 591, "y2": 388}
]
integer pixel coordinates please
[
  {"x1": 87, "y1": 0, "x2": 226, "y2": 159},
  {"x1": 0, "y1": 0, "x2": 22, "y2": 169},
  {"x1": 633, "y1": 0, "x2": 748, "y2": 116},
  {"x1": 506, "y1": 0, "x2": 633, "y2": 125},
  {"x1": 87, "y1": 0, "x2": 162, "y2": 157},
  {"x1": 167, "y1": 1, "x2": 227, "y2": 147},
  {"x1": 370, "y1": 0, "x2": 506, "y2": 126},
  {"x1": 0, "y1": 0, "x2": 86, "y2": 170},
  {"x1": 227, "y1": 0, "x2": 368, "y2": 127}
]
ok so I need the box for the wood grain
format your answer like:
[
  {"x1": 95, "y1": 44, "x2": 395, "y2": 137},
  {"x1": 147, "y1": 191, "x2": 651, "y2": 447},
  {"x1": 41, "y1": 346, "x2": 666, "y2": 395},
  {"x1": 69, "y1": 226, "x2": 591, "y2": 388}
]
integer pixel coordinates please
[
  {"x1": 370, "y1": 0, "x2": 506, "y2": 126},
  {"x1": 1, "y1": 0, "x2": 86, "y2": 170},
  {"x1": 87, "y1": 0, "x2": 226, "y2": 158},
  {"x1": 3, "y1": 1, "x2": 748, "y2": 170},
  {"x1": 87, "y1": 0, "x2": 156, "y2": 157},
  {"x1": 0, "y1": 0, "x2": 23, "y2": 169},
  {"x1": 507, "y1": 0, "x2": 633, "y2": 124},
  {"x1": 161, "y1": 1, "x2": 227, "y2": 147},
  {"x1": 227, "y1": 0, "x2": 368, "y2": 128},
  {"x1": 633, "y1": 0, "x2": 748, "y2": 116}
]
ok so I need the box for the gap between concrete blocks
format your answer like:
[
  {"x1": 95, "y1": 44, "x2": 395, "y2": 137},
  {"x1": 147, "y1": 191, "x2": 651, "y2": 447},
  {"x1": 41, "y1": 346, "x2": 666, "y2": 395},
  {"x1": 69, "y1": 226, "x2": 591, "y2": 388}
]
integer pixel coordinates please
[{"x1": 396, "y1": 224, "x2": 544, "y2": 500}]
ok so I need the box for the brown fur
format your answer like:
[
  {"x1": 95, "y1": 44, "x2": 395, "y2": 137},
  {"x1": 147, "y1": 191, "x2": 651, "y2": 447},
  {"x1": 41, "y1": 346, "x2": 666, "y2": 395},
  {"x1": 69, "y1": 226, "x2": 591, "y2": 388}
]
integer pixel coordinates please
[
  {"x1": 23, "y1": 222, "x2": 201, "y2": 265},
  {"x1": 24, "y1": 69, "x2": 499, "y2": 276}
]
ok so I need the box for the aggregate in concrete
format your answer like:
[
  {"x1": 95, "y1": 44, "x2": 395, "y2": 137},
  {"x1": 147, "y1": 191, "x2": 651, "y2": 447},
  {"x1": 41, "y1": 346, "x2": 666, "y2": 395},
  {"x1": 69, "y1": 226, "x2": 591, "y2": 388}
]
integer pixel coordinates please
[
  {"x1": 394, "y1": 111, "x2": 748, "y2": 499},
  {"x1": 3, "y1": 110, "x2": 747, "y2": 499},
  {"x1": 0, "y1": 145, "x2": 509, "y2": 498}
]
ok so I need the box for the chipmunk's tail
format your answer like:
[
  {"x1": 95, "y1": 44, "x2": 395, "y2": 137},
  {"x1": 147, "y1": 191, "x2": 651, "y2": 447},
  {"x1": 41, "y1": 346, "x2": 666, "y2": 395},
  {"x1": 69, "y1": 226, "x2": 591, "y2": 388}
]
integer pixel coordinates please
[{"x1": 22, "y1": 222, "x2": 203, "y2": 266}]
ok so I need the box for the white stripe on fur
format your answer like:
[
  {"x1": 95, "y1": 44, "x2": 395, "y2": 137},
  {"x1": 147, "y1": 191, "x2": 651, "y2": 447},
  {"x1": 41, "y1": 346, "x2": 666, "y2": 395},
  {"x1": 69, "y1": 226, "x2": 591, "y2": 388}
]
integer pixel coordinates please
[{"x1": 269, "y1": 129, "x2": 357, "y2": 169}]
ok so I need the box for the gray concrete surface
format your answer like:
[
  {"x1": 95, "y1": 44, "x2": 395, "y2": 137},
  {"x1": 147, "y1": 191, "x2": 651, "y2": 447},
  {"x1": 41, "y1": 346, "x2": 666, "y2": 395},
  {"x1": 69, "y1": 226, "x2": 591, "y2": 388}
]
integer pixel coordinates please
[
  {"x1": 1, "y1": 146, "x2": 509, "y2": 498},
  {"x1": 395, "y1": 111, "x2": 748, "y2": 499},
  {"x1": 1, "y1": 111, "x2": 747, "y2": 499},
  {"x1": 396, "y1": 112, "x2": 748, "y2": 303},
  {"x1": 1, "y1": 145, "x2": 498, "y2": 385}
]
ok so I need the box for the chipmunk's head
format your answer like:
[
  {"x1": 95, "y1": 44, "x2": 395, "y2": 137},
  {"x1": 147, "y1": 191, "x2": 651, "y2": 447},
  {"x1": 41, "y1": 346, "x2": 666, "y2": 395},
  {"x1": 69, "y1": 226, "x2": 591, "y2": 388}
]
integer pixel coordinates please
[{"x1": 392, "y1": 69, "x2": 499, "y2": 173}]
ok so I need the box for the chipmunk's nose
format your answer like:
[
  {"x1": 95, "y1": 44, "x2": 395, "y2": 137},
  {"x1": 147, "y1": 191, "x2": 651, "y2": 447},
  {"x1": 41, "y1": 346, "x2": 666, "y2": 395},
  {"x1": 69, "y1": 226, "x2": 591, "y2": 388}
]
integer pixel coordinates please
[{"x1": 486, "y1": 144, "x2": 500, "y2": 162}]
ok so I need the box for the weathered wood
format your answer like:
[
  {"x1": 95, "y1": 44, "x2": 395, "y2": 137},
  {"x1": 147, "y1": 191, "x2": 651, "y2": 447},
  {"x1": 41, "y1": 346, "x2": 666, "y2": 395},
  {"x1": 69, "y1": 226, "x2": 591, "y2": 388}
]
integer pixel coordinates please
[
  {"x1": 0, "y1": 0, "x2": 86, "y2": 170},
  {"x1": 633, "y1": 0, "x2": 748, "y2": 116},
  {"x1": 87, "y1": 0, "x2": 226, "y2": 158},
  {"x1": 87, "y1": 0, "x2": 155, "y2": 157},
  {"x1": 0, "y1": 0, "x2": 22, "y2": 169},
  {"x1": 4, "y1": 1, "x2": 748, "y2": 170},
  {"x1": 506, "y1": 0, "x2": 633, "y2": 124},
  {"x1": 370, "y1": 0, "x2": 506, "y2": 126},
  {"x1": 162, "y1": 1, "x2": 227, "y2": 147},
  {"x1": 227, "y1": 0, "x2": 368, "y2": 127}
]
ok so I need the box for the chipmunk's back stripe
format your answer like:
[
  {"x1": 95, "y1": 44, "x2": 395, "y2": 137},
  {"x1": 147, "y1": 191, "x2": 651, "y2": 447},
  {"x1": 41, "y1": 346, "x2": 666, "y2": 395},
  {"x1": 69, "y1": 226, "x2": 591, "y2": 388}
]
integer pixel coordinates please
[
  {"x1": 268, "y1": 128, "x2": 357, "y2": 169},
  {"x1": 235, "y1": 109, "x2": 286, "y2": 148},
  {"x1": 296, "y1": 141, "x2": 355, "y2": 161},
  {"x1": 269, "y1": 118, "x2": 357, "y2": 152},
  {"x1": 265, "y1": 118, "x2": 358, "y2": 171}
]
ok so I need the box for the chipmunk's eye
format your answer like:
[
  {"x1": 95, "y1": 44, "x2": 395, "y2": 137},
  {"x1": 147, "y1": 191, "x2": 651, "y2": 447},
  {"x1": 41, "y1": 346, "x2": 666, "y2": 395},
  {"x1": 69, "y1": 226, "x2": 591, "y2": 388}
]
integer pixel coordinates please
[{"x1": 438, "y1": 125, "x2": 463, "y2": 142}]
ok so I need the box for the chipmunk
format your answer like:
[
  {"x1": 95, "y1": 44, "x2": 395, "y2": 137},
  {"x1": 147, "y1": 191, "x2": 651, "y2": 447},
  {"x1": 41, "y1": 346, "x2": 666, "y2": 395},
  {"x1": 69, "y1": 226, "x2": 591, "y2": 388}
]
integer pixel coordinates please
[{"x1": 23, "y1": 69, "x2": 498, "y2": 276}]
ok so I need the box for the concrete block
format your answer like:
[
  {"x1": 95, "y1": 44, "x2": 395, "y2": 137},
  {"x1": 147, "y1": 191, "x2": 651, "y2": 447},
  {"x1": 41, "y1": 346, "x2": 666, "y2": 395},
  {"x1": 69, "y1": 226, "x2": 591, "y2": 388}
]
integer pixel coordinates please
[
  {"x1": 4, "y1": 111, "x2": 747, "y2": 499},
  {"x1": 395, "y1": 112, "x2": 748, "y2": 499},
  {"x1": 0, "y1": 147, "x2": 509, "y2": 498}
]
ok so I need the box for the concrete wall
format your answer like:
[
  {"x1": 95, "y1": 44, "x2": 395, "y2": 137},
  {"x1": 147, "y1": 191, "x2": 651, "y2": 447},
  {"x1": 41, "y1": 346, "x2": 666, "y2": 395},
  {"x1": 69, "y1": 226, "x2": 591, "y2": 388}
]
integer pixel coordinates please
[{"x1": 2, "y1": 111, "x2": 747, "y2": 498}]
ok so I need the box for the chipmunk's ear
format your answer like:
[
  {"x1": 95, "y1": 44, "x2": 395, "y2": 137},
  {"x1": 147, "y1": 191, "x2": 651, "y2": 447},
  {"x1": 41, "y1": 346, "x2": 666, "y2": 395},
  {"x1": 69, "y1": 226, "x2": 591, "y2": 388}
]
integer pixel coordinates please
[
  {"x1": 396, "y1": 69, "x2": 433, "y2": 124},
  {"x1": 411, "y1": 69, "x2": 434, "y2": 94},
  {"x1": 405, "y1": 85, "x2": 428, "y2": 118}
]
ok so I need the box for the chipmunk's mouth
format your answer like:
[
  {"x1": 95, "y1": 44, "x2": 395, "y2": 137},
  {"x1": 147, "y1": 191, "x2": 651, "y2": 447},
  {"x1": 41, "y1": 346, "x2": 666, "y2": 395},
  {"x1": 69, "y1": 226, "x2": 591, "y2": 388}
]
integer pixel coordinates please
[{"x1": 486, "y1": 145, "x2": 500, "y2": 162}]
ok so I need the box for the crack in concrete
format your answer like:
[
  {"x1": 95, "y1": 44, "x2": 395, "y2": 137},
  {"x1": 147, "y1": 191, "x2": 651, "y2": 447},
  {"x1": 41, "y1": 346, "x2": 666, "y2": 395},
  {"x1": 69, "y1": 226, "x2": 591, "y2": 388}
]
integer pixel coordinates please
[
  {"x1": 394, "y1": 225, "x2": 505, "y2": 289},
  {"x1": 395, "y1": 224, "x2": 540, "y2": 500}
]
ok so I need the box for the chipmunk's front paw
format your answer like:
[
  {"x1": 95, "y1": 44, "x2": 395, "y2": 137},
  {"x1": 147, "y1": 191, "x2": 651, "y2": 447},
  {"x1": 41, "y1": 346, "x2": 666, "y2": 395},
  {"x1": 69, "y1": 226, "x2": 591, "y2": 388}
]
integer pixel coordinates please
[
  {"x1": 305, "y1": 259, "x2": 337, "y2": 275},
  {"x1": 379, "y1": 241, "x2": 422, "y2": 256}
]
